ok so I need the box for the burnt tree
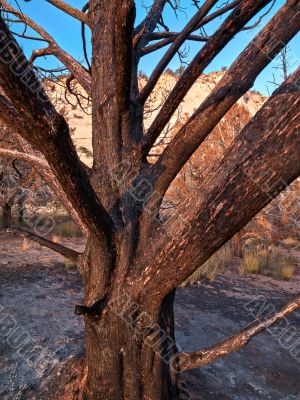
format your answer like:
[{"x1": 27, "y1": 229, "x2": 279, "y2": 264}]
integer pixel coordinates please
[
  {"x1": 2, "y1": 202, "x2": 11, "y2": 227},
  {"x1": 0, "y1": 1, "x2": 299, "y2": 399}
]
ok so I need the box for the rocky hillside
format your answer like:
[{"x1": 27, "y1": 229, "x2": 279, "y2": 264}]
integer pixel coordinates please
[
  {"x1": 45, "y1": 71, "x2": 267, "y2": 167},
  {"x1": 7, "y1": 71, "x2": 297, "y2": 240}
]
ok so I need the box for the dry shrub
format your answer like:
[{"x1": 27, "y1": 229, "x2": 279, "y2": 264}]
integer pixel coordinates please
[
  {"x1": 53, "y1": 221, "x2": 82, "y2": 238},
  {"x1": 280, "y1": 264, "x2": 295, "y2": 280},
  {"x1": 243, "y1": 252, "x2": 261, "y2": 274},
  {"x1": 282, "y1": 237, "x2": 299, "y2": 249}
]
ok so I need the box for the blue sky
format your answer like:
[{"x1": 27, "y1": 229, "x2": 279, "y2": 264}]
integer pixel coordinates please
[{"x1": 9, "y1": 0, "x2": 300, "y2": 95}]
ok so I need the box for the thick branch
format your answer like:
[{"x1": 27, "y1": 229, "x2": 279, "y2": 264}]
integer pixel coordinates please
[
  {"x1": 151, "y1": 0, "x2": 300, "y2": 199},
  {"x1": 196, "y1": 0, "x2": 242, "y2": 29},
  {"x1": 90, "y1": 0, "x2": 136, "y2": 174},
  {"x1": 179, "y1": 294, "x2": 300, "y2": 371},
  {"x1": 0, "y1": 148, "x2": 48, "y2": 169},
  {"x1": 0, "y1": 18, "x2": 113, "y2": 239},
  {"x1": 46, "y1": 0, "x2": 90, "y2": 25},
  {"x1": 140, "y1": 0, "x2": 273, "y2": 155},
  {"x1": 8, "y1": 228, "x2": 80, "y2": 262},
  {"x1": 0, "y1": 0, "x2": 91, "y2": 94},
  {"x1": 138, "y1": 0, "x2": 218, "y2": 103},
  {"x1": 131, "y1": 67, "x2": 300, "y2": 304}
]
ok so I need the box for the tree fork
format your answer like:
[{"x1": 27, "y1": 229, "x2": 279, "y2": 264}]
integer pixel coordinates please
[
  {"x1": 0, "y1": 2, "x2": 299, "y2": 399},
  {"x1": 131, "y1": 67, "x2": 300, "y2": 304},
  {"x1": 151, "y1": 0, "x2": 300, "y2": 200}
]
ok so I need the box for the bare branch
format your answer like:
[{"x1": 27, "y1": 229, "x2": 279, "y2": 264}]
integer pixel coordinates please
[
  {"x1": 0, "y1": 0, "x2": 91, "y2": 94},
  {"x1": 143, "y1": 31, "x2": 208, "y2": 41},
  {"x1": 179, "y1": 294, "x2": 300, "y2": 371},
  {"x1": 132, "y1": 67, "x2": 300, "y2": 304},
  {"x1": 81, "y1": 4, "x2": 91, "y2": 72},
  {"x1": 29, "y1": 47, "x2": 53, "y2": 64},
  {"x1": 140, "y1": 0, "x2": 273, "y2": 156},
  {"x1": 137, "y1": 0, "x2": 218, "y2": 103},
  {"x1": 150, "y1": 0, "x2": 300, "y2": 199},
  {"x1": 8, "y1": 227, "x2": 81, "y2": 262},
  {"x1": 135, "y1": 0, "x2": 167, "y2": 34},
  {"x1": 0, "y1": 17, "x2": 114, "y2": 240},
  {"x1": 45, "y1": 0, "x2": 90, "y2": 25},
  {"x1": 196, "y1": 0, "x2": 242, "y2": 29},
  {"x1": 141, "y1": 33, "x2": 208, "y2": 55}
]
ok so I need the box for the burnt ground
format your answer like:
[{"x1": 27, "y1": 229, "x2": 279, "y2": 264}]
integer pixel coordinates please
[{"x1": 0, "y1": 231, "x2": 300, "y2": 400}]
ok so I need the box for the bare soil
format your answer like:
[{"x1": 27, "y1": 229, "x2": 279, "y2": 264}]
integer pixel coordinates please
[{"x1": 0, "y1": 231, "x2": 300, "y2": 400}]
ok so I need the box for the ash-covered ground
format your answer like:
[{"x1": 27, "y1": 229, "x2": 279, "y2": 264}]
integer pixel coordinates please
[{"x1": 1, "y1": 231, "x2": 300, "y2": 400}]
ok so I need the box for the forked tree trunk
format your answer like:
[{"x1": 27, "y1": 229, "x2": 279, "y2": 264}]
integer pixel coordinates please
[
  {"x1": 0, "y1": 2, "x2": 299, "y2": 400},
  {"x1": 2, "y1": 203, "x2": 12, "y2": 228},
  {"x1": 81, "y1": 255, "x2": 179, "y2": 400}
]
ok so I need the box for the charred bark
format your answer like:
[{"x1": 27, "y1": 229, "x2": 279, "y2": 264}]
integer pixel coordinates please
[
  {"x1": 78, "y1": 237, "x2": 179, "y2": 400},
  {"x1": 2, "y1": 203, "x2": 12, "y2": 228},
  {"x1": 0, "y1": 2, "x2": 299, "y2": 399}
]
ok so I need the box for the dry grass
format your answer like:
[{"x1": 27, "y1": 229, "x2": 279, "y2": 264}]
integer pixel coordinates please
[
  {"x1": 51, "y1": 234, "x2": 60, "y2": 243},
  {"x1": 278, "y1": 254, "x2": 296, "y2": 280},
  {"x1": 64, "y1": 259, "x2": 76, "y2": 269},
  {"x1": 243, "y1": 252, "x2": 261, "y2": 274},
  {"x1": 280, "y1": 264, "x2": 295, "y2": 280},
  {"x1": 53, "y1": 221, "x2": 83, "y2": 238},
  {"x1": 242, "y1": 245, "x2": 298, "y2": 281},
  {"x1": 183, "y1": 243, "x2": 233, "y2": 286},
  {"x1": 21, "y1": 238, "x2": 30, "y2": 252}
]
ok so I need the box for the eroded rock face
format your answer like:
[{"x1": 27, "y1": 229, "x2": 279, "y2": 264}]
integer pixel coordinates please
[{"x1": 42, "y1": 71, "x2": 267, "y2": 168}]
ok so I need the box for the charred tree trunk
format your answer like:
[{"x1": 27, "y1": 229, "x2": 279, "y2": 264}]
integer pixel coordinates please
[
  {"x1": 0, "y1": 2, "x2": 299, "y2": 400},
  {"x1": 82, "y1": 290, "x2": 178, "y2": 400},
  {"x1": 2, "y1": 203, "x2": 12, "y2": 228},
  {"x1": 78, "y1": 236, "x2": 179, "y2": 400}
]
